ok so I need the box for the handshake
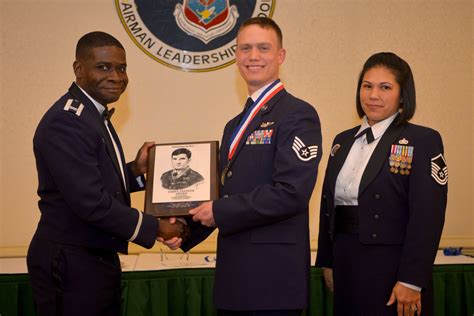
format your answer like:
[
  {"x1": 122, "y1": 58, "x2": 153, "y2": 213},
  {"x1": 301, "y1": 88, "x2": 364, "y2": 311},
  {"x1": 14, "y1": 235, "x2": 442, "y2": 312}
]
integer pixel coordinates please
[
  {"x1": 154, "y1": 201, "x2": 215, "y2": 250},
  {"x1": 156, "y1": 217, "x2": 190, "y2": 250}
]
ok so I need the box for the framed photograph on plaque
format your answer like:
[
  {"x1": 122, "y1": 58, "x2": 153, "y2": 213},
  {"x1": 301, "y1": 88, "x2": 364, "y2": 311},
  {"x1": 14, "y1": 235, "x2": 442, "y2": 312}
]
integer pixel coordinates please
[{"x1": 145, "y1": 141, "x2": 219, "y2": 217}]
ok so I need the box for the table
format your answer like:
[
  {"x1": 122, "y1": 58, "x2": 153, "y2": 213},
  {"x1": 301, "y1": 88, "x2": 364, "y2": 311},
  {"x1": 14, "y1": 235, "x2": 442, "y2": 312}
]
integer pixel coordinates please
[{"x1": 1, "y1": 254, "x2": 473, "y2": 316}]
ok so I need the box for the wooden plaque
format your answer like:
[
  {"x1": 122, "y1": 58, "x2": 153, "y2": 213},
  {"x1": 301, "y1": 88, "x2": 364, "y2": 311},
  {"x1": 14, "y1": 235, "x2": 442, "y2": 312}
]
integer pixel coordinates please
[{"x1": 145, "y1": 141, "x2": 219, "y2": 217}]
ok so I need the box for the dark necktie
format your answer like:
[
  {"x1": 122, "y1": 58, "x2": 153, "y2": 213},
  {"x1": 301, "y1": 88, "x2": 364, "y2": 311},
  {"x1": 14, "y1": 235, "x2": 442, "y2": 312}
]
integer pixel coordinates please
[
  {"x1": 355, "y1": 127, "x2": 375, "y2": 144},
  {"x1": 243, "y1": 97, "x2": 253, "y2": 112},
  {"x1": 237, "y1": 97, "x2": 254, "y2": 126}
]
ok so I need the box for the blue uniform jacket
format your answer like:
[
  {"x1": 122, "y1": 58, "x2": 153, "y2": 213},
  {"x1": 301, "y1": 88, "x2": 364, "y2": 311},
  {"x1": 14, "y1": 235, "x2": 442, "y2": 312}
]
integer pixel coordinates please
[
  {"x1": 32, "y1": 83, "x2": 157, "y2": 253},
  {"x1": 182, "y1": 88, "x2": 322, "y2": 310},
  {"x1": 316, "y1": 119, "x2": 447, "y2": 289}
]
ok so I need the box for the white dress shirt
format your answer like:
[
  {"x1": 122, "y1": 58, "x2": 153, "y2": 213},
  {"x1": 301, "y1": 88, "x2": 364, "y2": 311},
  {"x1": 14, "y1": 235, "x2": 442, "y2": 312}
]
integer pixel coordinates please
[{"x1": 334, "y1": 112, "x2": 398, "y2": 206}]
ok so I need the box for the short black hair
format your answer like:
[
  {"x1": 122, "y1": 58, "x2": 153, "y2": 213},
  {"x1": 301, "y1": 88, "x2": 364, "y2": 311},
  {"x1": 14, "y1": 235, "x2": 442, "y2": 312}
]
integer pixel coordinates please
[
  {"x1": 172, "y1": 148, "x2": 191, "y2": 159},
  {"x1": 75, "y1": 31, "x2": 124, "y2": 60},
  {"x1": 356, "y1": 52, "x2": 416, "y2": 125},
  {"x1": 238, "y1": 17, "x2": 283, "y2": 47}
]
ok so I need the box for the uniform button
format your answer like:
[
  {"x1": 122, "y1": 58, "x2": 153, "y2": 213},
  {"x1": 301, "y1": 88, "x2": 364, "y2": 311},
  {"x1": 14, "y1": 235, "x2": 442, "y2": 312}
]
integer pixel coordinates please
[
  {"x1": 115, "y1": 191, "x2": 120, "y2": 196},
  {"x1": 328, "y1": 230, "x2": 332, "y2": 235},
  {"x1": 227, "y1": 170, "x2": 233, "y2": 178},
  {"x1": 374, "y1": 194, "x2": 380, "y2": 200},
  {"x1": 372, "y1": 233, "x2": 377, "y2": 239},
  {"x1": 322, "y1": 194, "x2": 327, "y2": 199},
  {"x1": 325, "y1": 213, "x2": 330, "y2": 217},
  {"x1": 223, "y1": 194, "x2": 229, "y2": 198},
  {"x1": 374, "y1": 214, "x2": 379, "y2": 220}
]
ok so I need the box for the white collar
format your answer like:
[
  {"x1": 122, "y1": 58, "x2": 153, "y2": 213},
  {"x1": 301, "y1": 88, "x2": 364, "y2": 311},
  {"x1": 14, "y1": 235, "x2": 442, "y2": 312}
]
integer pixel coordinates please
[
  {"x1": 76, "y1": 83, "x2": 106, "y2": 115},
  {"x1": 248, "y1": 81, "x2": 275, "y2": 102},
  {"x1": 356, "y1": 112, "x2": 399, "y2": 141}
]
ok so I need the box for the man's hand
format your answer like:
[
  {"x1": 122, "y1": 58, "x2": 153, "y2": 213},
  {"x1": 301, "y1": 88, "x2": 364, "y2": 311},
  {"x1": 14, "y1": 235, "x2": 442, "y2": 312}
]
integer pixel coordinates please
[
  {"x1": 156, "y1": 217, "x2": 185, "y2": 250},
  {"x1": 157, "y1": 236, "x2": 182, "y2": 250},
  {"x1": 386, "y1": 282, "x2": 421, "y2": 316},
  {"x1": 130, "y1": 141, "x2": 155, "y2": 176},
  {"x1": 322, "y1": 267, "x2": 334, "y2": 292},
  {"x1": 189, "y1": 201, "x2": 215, "y2": 227},
  {"x1": 156, "y1": 217, "x2": 188, "y2": 240}
]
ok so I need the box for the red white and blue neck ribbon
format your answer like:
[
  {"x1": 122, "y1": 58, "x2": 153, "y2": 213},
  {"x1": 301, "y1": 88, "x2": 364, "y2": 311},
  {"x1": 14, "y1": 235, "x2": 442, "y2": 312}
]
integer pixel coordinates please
[{"x1": 228, "y1": 79, "x2": 284, "y2": 161}]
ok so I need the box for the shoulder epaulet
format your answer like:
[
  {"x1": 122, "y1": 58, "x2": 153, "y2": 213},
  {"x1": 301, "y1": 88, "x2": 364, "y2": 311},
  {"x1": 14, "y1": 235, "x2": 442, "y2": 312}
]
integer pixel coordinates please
[{"x1": 63, "y1": 99, "x2": 84, "y2": 116}]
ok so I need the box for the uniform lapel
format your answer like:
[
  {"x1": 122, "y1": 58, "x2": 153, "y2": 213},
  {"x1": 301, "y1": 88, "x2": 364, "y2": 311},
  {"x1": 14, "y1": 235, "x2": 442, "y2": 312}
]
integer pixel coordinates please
[
  {"x1": 69, "y1": 83, "x2": 130, "y2": 198},
  {"x1": 105, "y1": 121, "x2": 130, "y2": 194},
  {"x1": 227, "y1": 89, "x2": 286, "y2": 170},
  {"x1": 358, "y1": 120, "x2": 406, "y2": 195},
  {"x1": 326, "y1": 128, "x2": 358, "y2": 195},
  {"x1": 99, "y1": 121, "x2": 128, "y2": 195}
]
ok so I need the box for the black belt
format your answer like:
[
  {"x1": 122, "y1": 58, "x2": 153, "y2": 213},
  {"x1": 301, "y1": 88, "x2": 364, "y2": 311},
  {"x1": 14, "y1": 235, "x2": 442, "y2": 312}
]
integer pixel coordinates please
[{"x1": 335, "y1": 206, "x2": 359, "y2": 234}]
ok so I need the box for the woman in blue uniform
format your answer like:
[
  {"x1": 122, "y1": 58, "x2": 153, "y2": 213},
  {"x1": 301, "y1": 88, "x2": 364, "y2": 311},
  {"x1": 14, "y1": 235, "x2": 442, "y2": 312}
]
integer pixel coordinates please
[{"x1": 316, "y1": 52, "x2": 447, "y2": 316}]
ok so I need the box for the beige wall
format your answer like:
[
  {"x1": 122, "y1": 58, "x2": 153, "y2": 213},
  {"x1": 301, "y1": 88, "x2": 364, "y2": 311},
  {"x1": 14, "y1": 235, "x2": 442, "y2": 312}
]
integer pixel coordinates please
[{"x1": 0, "y1": 0, "x2": 472, "y2": 256}]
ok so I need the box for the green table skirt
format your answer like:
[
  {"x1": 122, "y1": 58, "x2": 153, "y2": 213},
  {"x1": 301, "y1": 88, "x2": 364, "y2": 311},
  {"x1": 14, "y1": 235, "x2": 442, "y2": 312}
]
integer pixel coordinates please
[{"x1": 1, "y1": 265, "x2": 473, "y2": 316}]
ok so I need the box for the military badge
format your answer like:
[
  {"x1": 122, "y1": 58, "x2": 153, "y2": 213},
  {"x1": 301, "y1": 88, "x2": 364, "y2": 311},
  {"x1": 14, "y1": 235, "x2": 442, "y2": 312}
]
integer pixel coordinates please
[
  {"x1": 389, "y1": 144, "x2": 413, "y2": 175},
  {"x1": 398, "y1": 138, "x2": 409, "y2": 145},
  {"x1": 246, "y1": 129, "x2": 273, "y2": 145},
  {"x1": 174, "y1": 0, "x2": 239, "y2": 44},
  {"x1": 431, "y1": 153, "x2": 448, "y2": 185},
  {"x1": 330, "y1": 144, "x2": 341, "y2": 157},
  {"x1": 292, "y1": 136, "x2": 318, "y2": 161},
  {"x1": 260, "y1": 121, "x2": 274, "y2": 128}
]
